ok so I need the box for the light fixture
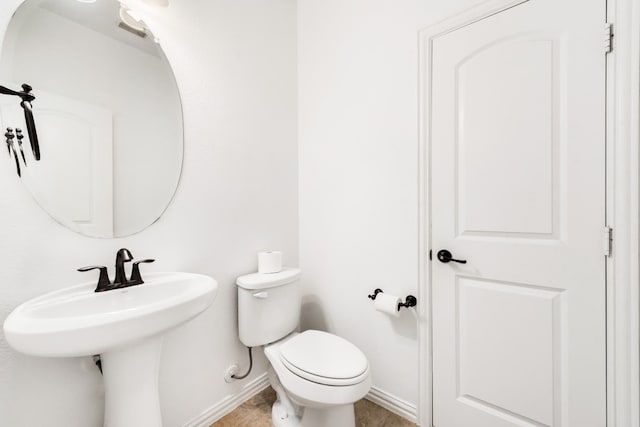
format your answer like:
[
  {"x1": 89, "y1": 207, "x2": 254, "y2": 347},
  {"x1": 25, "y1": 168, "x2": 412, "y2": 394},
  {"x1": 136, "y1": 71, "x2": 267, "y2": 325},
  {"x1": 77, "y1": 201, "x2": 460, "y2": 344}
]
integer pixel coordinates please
[
  {"x1": 142, "y1": 0, "x2": 169, "y2": 6},
  {"x1": 119, "y1": 5, "x2": 146, "y2": 33},
  {"x1": 124, "y1": 8, "x2": 143, "y2": 23},
  {"x1": 76, "y1": 0, "x2": 98, "y2": 3}
]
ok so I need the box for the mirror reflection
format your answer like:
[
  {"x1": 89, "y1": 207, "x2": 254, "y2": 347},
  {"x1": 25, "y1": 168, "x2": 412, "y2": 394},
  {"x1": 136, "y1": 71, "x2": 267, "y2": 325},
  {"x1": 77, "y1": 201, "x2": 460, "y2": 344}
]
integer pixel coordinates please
[{"x1": 0, "y1": 0, "x2": 184, "y2": 238}]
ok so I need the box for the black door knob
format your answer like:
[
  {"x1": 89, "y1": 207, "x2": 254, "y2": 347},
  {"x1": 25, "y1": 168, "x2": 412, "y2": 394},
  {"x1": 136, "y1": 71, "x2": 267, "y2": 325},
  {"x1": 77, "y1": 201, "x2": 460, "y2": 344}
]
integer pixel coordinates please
[{"x1": 437, "y1": 249, "x2": 467, "y2": 264}]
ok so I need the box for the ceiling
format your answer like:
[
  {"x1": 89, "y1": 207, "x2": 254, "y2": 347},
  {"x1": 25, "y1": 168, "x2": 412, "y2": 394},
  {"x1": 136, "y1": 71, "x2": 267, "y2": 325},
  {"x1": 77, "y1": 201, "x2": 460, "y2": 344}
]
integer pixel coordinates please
[{"x1": 39, "y1": 0, "x2": 160, "y2": 57}]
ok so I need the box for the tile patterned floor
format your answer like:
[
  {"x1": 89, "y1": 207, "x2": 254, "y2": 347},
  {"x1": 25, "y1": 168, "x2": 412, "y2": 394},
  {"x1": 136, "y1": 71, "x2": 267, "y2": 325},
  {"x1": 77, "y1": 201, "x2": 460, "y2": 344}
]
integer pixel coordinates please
[{"x1": 212, "y1": 387, "x2": 417, "y2": 427}]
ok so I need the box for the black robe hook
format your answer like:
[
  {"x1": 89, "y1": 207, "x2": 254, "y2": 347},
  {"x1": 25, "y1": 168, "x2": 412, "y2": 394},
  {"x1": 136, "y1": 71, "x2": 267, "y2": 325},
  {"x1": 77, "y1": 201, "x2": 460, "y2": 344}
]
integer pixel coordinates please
[
  {"x1": 5, "y1": 128, "x2": 20, "y2": 177},
  {"x1": 4, "y1": 127, "x2": 12, "y2": 155},
  {"x1": 20, "y1": 85, "x2": 39, "y2": 160},
  {"x1": 16, "y1": 128, "x2": 26, "y2": 165},
  {"x1": 0, "y1": 83, "x2": 40, "y2": 161}
]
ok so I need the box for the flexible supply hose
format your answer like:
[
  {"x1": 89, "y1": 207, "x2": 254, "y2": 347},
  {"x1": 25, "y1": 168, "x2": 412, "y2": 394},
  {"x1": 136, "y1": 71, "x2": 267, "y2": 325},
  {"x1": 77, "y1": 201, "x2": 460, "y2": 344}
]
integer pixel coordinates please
[{"x1": 231, "y1": 347, "x2": 253, "y2": 379}]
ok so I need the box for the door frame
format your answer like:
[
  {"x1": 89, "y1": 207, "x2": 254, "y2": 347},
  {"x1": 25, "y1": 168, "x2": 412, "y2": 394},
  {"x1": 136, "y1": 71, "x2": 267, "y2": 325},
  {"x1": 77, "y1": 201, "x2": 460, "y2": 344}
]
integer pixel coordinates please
[{"x1": 417, "y1": 0, "x2": 640, "y2": 426}]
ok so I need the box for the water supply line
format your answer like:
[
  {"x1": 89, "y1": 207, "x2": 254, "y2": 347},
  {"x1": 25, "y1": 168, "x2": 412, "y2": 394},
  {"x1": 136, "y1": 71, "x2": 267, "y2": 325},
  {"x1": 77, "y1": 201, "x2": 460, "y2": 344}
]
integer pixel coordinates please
[{"x1": 231, "y1": 347, "x2": 253, "y2": 380}]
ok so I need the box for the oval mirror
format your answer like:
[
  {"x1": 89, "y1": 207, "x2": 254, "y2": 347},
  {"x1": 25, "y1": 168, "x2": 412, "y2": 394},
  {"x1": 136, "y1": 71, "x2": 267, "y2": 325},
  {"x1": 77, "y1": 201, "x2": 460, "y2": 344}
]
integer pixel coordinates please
[{"x1": 0, "y1": 0, "x2": 183, "y2": 238}]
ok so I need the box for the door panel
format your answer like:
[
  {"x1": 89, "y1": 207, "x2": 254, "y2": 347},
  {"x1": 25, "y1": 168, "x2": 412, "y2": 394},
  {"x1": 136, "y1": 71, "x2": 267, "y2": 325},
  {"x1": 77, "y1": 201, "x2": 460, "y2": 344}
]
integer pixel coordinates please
[
  {"x1": 457, "y1": 39, "x2": 556, "y2": 237},
  {"x1": 457, "y1": 278, "x2": 562, "y2": 426},
  {"x1": 430, "y1": 1, "x2": 606, "y2": 426}
]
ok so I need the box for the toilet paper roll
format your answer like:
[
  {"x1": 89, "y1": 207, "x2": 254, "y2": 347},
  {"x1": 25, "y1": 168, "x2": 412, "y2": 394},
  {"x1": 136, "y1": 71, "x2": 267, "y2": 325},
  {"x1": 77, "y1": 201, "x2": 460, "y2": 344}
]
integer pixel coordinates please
[
  {"x1": 374, "y1": 293, "x2": 401, "y2": 317},
  {"x1": 258, "y1": 251, "x2": 282, "y2": 274}
]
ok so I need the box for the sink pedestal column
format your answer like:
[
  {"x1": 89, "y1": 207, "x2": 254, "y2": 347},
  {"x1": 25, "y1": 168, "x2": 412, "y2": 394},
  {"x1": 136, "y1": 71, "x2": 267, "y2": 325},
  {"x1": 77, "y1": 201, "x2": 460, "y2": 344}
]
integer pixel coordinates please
[{"x1": 101, "y1": 335, "x2": 164, "y2": 427}]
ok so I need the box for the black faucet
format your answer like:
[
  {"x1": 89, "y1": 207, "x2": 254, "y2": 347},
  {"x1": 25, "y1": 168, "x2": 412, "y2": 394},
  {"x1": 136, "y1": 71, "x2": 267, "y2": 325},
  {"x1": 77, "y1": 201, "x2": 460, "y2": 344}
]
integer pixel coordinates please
[
  {"x1": 78, "y1": 248, "x2": 155, "y2": 292},
  {"x1": 114, "y1": 248, "x2": 133, "y2": 286}
]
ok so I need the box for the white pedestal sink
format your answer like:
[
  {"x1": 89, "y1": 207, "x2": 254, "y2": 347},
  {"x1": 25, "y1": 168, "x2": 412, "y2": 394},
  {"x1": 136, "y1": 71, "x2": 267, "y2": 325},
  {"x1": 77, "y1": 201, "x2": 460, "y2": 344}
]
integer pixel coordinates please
[{"x1": 3, "y1": 272, "x2": 218, "y2": 427}]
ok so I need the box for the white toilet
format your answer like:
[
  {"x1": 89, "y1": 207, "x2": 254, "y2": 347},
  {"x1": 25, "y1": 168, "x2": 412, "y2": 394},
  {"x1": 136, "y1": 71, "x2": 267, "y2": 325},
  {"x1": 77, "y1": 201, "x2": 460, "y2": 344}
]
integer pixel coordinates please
[{"x1": 236, "y1": 268, "x2": 371, "y2": 427}]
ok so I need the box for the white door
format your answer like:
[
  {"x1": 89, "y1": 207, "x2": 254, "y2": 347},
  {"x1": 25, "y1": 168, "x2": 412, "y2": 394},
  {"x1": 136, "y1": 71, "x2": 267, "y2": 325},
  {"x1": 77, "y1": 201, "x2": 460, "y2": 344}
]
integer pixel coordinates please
[{"x1": 429, "y1": 0, "x2": 606, "y2": 426}]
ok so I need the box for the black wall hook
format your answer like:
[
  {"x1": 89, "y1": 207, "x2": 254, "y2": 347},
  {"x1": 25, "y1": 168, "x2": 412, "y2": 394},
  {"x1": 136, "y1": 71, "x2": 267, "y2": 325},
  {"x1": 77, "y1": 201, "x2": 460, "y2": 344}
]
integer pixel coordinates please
[
  {"x1": 5, "y1": 127, "x2": 12, "y2": 155},
  {"x1": 16, "y1": 129, "x2": 26, "y2": 164},
  {"x1": 5, "y1": 127, "x2": 20, "y2": 177},
  {"x1": 0, "y1": 83, "x2": 40, "y2": 161}
]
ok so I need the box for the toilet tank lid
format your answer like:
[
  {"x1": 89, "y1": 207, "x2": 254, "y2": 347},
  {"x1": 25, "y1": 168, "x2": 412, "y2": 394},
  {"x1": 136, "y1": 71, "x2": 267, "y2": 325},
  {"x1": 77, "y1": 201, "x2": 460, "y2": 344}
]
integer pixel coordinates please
[{"x1": 236, "y1": 268, "x2": 301, "y2": 290}]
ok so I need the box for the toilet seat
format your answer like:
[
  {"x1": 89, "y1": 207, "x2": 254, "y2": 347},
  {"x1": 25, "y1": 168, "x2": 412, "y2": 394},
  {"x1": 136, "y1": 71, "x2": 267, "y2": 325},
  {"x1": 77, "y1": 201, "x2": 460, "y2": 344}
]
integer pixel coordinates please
[{"x1": 279, "y1": 330, "x2": 369, "y2": 386}]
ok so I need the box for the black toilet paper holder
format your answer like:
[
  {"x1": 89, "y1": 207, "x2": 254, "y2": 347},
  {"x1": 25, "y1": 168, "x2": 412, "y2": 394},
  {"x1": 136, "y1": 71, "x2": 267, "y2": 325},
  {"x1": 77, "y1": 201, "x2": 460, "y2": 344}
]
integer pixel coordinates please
[
  {"x1": 368, "y1": 288, "x2": 417, "y2": 311},
  {"x1": 367, "y1": 288, "x2": 384, "y2": 300}
]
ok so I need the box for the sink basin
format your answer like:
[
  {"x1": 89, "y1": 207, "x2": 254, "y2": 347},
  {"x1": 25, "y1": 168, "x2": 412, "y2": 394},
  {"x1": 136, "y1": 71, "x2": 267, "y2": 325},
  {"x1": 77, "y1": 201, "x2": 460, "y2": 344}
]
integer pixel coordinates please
[
  {"x1": 3, "y1": 271, "x2": 217, "y2": 427},
  {"x1": 4, "y1": 272, "x2": 217, "y2": 357}
]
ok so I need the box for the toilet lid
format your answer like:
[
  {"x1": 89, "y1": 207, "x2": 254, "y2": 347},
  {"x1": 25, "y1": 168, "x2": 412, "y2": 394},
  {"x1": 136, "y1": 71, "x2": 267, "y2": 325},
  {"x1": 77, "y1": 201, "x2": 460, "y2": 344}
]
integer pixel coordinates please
[{"x1": 279, "y1": 330, "x2": 369, "y2": 386}]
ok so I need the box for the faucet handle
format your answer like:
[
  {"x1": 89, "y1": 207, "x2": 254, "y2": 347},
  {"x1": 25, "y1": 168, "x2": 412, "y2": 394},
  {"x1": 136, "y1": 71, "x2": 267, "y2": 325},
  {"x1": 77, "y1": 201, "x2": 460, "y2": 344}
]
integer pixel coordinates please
[
  {"x1": 78, "y1": 265, "x2": 112, "y2": 293},
  {"x1": 130, "y1": 259, "x2": 155, "y2": 285}
]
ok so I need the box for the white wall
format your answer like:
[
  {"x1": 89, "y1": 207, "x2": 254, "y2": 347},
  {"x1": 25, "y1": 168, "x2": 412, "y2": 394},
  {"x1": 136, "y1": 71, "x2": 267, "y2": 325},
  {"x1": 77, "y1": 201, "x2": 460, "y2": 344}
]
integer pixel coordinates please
[
  {"x1": 297, "y1": 0, "x2": 484, "y2": 412},
  {"x1": 0, "y1": 0, "x2": 297, "y2": 426},
  {"x1": 0, "y1": 0, "x2": 518, "y2": 424}
]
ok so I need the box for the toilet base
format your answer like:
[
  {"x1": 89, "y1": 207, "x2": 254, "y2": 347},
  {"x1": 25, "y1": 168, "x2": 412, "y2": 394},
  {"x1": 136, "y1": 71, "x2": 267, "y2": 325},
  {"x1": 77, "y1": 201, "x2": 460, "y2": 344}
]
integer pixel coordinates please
[
  {"x1": 268, "y1": 367, "x2": 356, "y2": 427},
  {"x1": 270, "y1": 367, "x2": 302, "y2": 427},
  {"x1": 271, "y1": 400, "x2": 356, "y2": 427},
  {"x1": 272, "y1": 400, "x2": 301, "y2": 427},
  {"x1": 300, "y1": 404, "x2": 355, "y2": 427}
]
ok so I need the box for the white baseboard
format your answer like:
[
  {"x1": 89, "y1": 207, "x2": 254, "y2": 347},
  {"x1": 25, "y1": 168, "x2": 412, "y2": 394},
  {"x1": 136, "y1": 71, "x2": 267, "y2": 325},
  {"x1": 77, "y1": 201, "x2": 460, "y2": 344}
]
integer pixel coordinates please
[
  {"x1": 182, "y1": 373, "x2": 270, "y2": 427},
  {"x1": 365, "y1": 387, "x2": 418, "y2": 424},
  {"x1": 182, "y1": 375, "x2": 417, "y2": 427}
]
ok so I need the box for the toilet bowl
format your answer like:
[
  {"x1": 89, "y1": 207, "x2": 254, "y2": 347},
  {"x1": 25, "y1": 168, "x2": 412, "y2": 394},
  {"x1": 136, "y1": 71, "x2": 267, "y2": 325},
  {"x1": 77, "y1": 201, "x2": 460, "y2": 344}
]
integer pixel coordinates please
[
  {"x1": 236, "y1": 269, "x2": 371, "y2": 427},
  {"x1": 265, "y1": 331, "x2": 371, "y2": 427}
]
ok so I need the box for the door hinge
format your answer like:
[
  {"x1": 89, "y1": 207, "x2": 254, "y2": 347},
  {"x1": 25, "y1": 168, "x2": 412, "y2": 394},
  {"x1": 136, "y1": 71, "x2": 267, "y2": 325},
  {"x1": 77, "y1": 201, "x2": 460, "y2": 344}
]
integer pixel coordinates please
[
  {"x1": 604, "y1": 23, "x2": 613, "y2": 54},
  {"x1": 603, "y1": 226, "x2": 613, "y2": 257}
]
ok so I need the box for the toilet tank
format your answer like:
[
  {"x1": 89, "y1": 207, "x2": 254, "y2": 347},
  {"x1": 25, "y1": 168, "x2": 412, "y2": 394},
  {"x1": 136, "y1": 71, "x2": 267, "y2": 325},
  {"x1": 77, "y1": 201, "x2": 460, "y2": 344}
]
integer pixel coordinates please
[{"x1": 236, "y1": 268, "x2": 301, "y2": 347}]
